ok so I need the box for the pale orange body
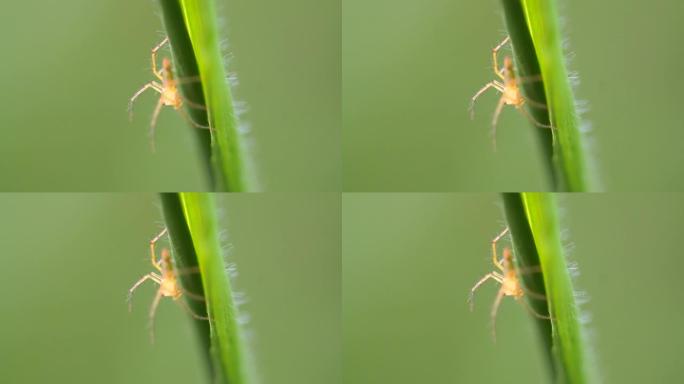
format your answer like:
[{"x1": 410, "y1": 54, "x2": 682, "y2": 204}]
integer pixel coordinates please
[
  {"x1": 128, "y1": 37, "x2": 209, "y2": 151},
  {"x1": 159, "y1": 57, "x2": 183, "y2": 110},
  {"x1": 158, "y1": 248, "x2": 183, "y2": 299},
  {"x1": 500, "y1": 57, "x2": 525, "y2": 107},
  {"x1": 499, "y1": 248, "x2": 524, "y2": 298},
  {"x1": 127, "y1": 228, "x2": 209, "y2": 343},
  {"x1": 468, "y1": 227, "x2": 551, "y2": 340},
  {"x1": 469, "y1": 36, "x2": 554, "y2": 150}
]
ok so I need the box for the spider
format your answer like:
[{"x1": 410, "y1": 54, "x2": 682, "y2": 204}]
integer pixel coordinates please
[
  {"x1": 469, "y1": 36, "x2": 555, "y2": 151},
  {"x1": 128, "y1": 37, "x2": 210, "y2": 152},
  {"x1": 127, "y1": 228, "x2": 209, "y2": 343},
  {"x1": 468, "y1": 227, "x2": 551, "y2": 340}
]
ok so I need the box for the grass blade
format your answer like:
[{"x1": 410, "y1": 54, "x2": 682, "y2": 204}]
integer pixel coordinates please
[
  {"x1": 160, "y1": 193, "x2": 214, "y2": 376},
  {"x1": 500, "y1": 0, "x2": 594, "y2": 191},
  {"x1": 161, "y1": 192, "x2": 250, "y2": 384},
  {"x1": 502, "y1": 193, "x2": 595, "y2": 383},
  {"x1": 158, "y1": 0, "x2": 249, "y2": 191}
]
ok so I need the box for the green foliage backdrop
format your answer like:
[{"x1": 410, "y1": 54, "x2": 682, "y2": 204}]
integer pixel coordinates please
[
  {"x1": 0, "y1": 194, "x2": 340, "y2": 384},
  {"x1": 343, "y1": 193, "x2": 684, "y2": 383},
  {"x1": 0, "y1": 1, "x2": 339, "y2": 191},
  {"x1": 342, "y1": 0, "x2": 682, "y2": 191}
]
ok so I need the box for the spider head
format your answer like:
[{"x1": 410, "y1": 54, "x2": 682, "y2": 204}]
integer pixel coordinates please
[
  {"x1": 503, "y1": 56, "x2": 513, "y2": 69},
  {"x1": 502, "y1": 247, "x2": 515, "y2": 270},
  {"x1": 502, "y1": 247, "x2": 513, "y2": 261},
  {"x1": 160, "y1": 248, "x2": 173, "y2": 266},
  {"x1": 502, "y1": 56, "x2": 517, "y2": 82},
  {"x1": 162, "y1": 58, "x2": 175, "y2": 80}
]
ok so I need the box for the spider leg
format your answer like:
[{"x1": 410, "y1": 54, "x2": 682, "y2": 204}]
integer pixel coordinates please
[
  {"x1": 522, "y1": 95, "x2": 548, "y2": 109},
  {"x1": 176, "y1": 298, "x2": 210, "y2": 321},
  {"x1": 522, "y1": 287, "x2": 547, "y2": 300},
  {"x1": 148, "y1": 290, "x2": 163, "y2": 344},
  {"x1": 492, "y1": 36, "x2": 510, "y2": 80},
  {"x1": 177, "y1": 106, "x2": 211, "y2": 130},
  {"x1": 469, "y1": 82, "x2": 502, "y2": 120},
  {"x1": 174, "y1": 75, "x2": 202, "y2": 85},
  {"x1": 490, "y1": 289, "x2": 505, "y2": 342},
  {"x1": 175, "y1": 265, "x2": 201, "y2": 276},
  {"x1": 518, "y1": 105, "x2": 556, "y2": 145},
  {"x1": 127, "y1": 273, "x2": 162, "y2": 312},
  {"x1": 128, "y1": 82, "x2": 162, "y2": 122},
  {"x1": 149, "y1": 228, "x2": 168, "y2": 272},
  {"x1": 516, "y1": 265, "x2": 542, "y2": 275},
  {"x1": 181, "y1": 96, "x2": 207, "y2": 110},
  {"x1": 175, "y1": 267, "x2": 207, "y2": 301},
  {"x1": 149, "y1": 98, "x2": 165, "y2": 153},
  {"x1": 491, "y1": 227, "x2": 509, "y2": 271},
  {"x1": 468, "y1": 272, "x2": 503, "y2": 311},
  {"x1": 515, "y1": 270, "x2": 547, "y2": 300},
  {"x1": 181, "y1": 289, "x2": 206, "y2": 302},
  {"x1": 491, "y1": 97, "x2": 506, "y2": 151},
  {"x1": 517, "y1": 73, "x2": 543, "y2": 84},
  {"x1": 518, "y1": 297, "x2": 552, "y2": 320},
  {"x1": 151, "y1": 37, "x2": 170, "y2": 80}
]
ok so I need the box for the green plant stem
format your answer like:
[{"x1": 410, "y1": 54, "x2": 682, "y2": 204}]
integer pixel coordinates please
[
  {"x1": 158, "y1": 1, "x2": 214, "y2": 188},
  {"x1": 502, "y1": 193, "x2": 593, "y2": 384},
  {"x1": 160, "y1": 193, "x2": 213, "y2": 376},
  {"x1": 501, "y1": 193, "x2": 555, "y2": 378},
  {"x1": 500, "y1": 0, "x2": 555, "y2": 186},
  {"x1": 158, "y1": 0, "x2": 248, "y2": 191},
  {"x1": 500, "y1": 0, "x2": 592, "y2": 191},
  {"x1": 161, "y1": 193, "x2": 249, "y2": 384}
]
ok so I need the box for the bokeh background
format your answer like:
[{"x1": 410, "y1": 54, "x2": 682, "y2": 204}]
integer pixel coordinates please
[
  {"x1": 0, "y1": 0, "x2": 340, "y2": 191},
  {"x1": 0, "y1": 193, "x2": 340, "y2": 384},
  {"x1": 343, "y1": 193, "x2": 684, "y2": 383},
  {"x1": 342, "y1": 0, "x2": 682, "y2": 191}
]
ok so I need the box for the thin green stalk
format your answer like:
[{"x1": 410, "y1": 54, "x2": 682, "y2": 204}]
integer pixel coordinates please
[
  {"x1": 160, "y1": 194, "x2": 213, "y2": 376},
  {"x1": 161, "y1": 193, "x2": 249, "y2": 384},
  {"x1": 159, "y1": 0, "x2": 249, "y2": 191},
  {"x1": 502, "y1": 193, "x2": 595, "y2": 383},
  {"x1": 501, "y1": 0, "x2": 593, "y2": 191}
]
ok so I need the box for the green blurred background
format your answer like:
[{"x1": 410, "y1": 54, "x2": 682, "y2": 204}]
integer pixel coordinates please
[
  {"x1": 342, "y1": 0, "x2": 682, "y2": 191},
  {"x1": 0, "y1": 193, "x2": 340, "y2": 384},
  {"x1": 0, "y1": 0, "x2": 340, "y2": 191},
  {"x1": 343, "y1": 193, "x2": 684, "y2": 383}
]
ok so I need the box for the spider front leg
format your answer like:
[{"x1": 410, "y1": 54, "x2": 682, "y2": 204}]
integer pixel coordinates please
[
  {"x1": 149, "y1": 228, "x2": 168, "y2": 272},
  {"x1": 127, "y1": 273, "x2": 162, "y2": 312},
  {"x1": 490, "y1": 227, "x2": 509, "y2": 270},
  {"x1": 469, "y1": 81, "x2": 504, "y2": 120},
  {"x1": 129, "y1": 82, "x2": 163, "y2": 121},
  {"x1": 468, "y1": 272, "x2": 503, "y2": 311},
  {"x1": 151, "y1": 37, "x2": 170, "y2": 80},
  {"x1": 492, "y1": 36, "x2": 510, "y2": 80}
]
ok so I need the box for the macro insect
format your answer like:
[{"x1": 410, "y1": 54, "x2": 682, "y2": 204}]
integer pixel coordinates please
[
  {"x1": 468, "y1": 227, "x2": 551, "y2": 340},
  {"x1": 469, "y1": 36, "x2": 555, "y2": 150},
  {"x1": 128, "y1": 37, "x2": 209, "y2": 151},
  {"x1": 127, "y1": 228, "x2": 209, "y2": 343}
]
